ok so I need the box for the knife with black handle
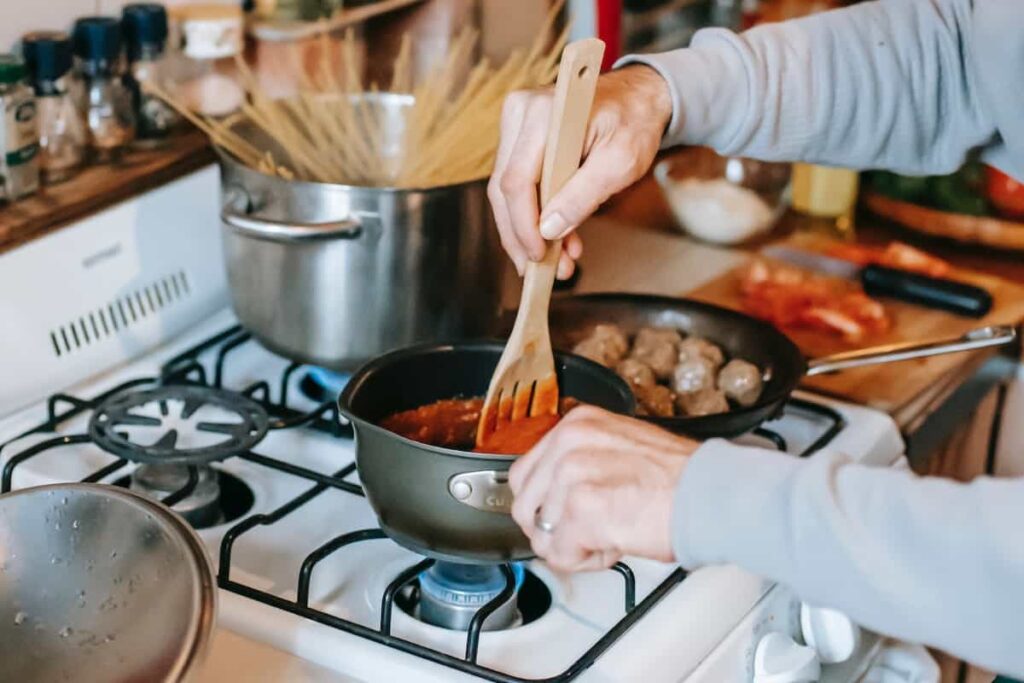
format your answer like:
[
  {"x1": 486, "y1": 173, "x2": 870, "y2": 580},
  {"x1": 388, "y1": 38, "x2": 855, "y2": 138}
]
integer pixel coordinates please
[{"x1": 763, "y1": 245, "x2": 993, "y2": 318}]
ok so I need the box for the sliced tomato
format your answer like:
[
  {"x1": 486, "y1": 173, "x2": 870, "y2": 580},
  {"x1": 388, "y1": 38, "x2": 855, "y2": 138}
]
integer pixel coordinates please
[
  {"x1": 878, "y1": 242, "x2": 950, "y2": 278},
  {"x1": 826, "y1": 241, "x2": 950, "y2": 278},
  {"x1": 824, "y1": 243, "x2": 879, "y2": 267},
  {"x1": 985, "y1": 165, "x2": 1024, "y2": 219},
  {"x1": 741, "y1": 260, "x2": 890, "y2": 341},
  {"x1": 800, "y1": 308, "x2": 865, "y2": 342}
]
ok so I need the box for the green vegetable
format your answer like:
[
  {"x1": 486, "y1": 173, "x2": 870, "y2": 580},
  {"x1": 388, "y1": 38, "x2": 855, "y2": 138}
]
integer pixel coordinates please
[
  {"x1": 927, "y1": 173, "x2": 989, "y2": 216},
  {"x1": 869, "y1": 171, "x2": 930, "y2": 202}
]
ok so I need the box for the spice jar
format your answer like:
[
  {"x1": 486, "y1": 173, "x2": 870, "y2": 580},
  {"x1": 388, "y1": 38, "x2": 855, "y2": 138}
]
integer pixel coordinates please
[
  {"x1": 0, "y1": 54, "x2": 40, "y2": 201},
  {"x1": 72, "y1": 17, "x2": 136, "y2": 162},
  {"x1": 177, "y1": 4, "x2": 245, "y2": 117},
  {"x1": 22, "y1": 32, "x2": 87, "y2": 184},
  {"x1": 122, "y1": 4, "x2": 181, "y2": 148}
]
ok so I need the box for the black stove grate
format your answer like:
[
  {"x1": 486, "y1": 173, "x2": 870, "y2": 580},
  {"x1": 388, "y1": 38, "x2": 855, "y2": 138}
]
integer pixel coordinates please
[{"x1": 0, "y1": 325, "x2": 846, "y2": 683}]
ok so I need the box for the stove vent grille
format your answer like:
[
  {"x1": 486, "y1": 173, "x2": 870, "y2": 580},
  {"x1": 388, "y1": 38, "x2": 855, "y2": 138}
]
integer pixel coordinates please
[{"x1": 49, "y1": 270, "x2": 192, "y2": 358}]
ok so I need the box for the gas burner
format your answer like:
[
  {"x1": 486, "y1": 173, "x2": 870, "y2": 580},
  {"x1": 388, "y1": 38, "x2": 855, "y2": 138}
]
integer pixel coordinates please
[
  {"x1": 89, "y1": 386, "x2": 269, "y2": 465},
  {"x1": 397, "y1": 561, "x2": 552, "y2": 632},
  {"x1": 299, "y1": 367, "x2": 351, "y2": 403},
  {"x1": 116, "y1": 465, "x2": 255, "y2": 529}
]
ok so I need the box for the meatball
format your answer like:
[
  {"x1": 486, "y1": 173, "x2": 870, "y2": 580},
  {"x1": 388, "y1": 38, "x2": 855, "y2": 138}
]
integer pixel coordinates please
[
  {"x1": 615, "y1": 358, "x2": 657, "y2": 389},
  {"x1": 630, "y1": 327, "x2": 682, "y2": 380},
  {"x1": 572, "y1": 323, "x2": 629, "y2": 367},
  {"x1": 671, "y1": 357, "x2": 717, "y2": 395},
  {"x1": 634, "y1": 384, "x2": 676, "y2": 417},
  {"x1": 677, "y1": 388, "x2": 730, "y2": 417},
  {"x1": 678, "y1": 337, "x2": 725, "y2": 370},
  {"x1": 717, "y1": 359, "x2": 764, "y2": 407}
]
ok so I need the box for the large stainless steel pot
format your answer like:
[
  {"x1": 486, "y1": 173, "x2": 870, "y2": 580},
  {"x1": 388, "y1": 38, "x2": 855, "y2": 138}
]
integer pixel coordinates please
[
  {"x1": 218, "y1": 94, "x2": 509, "y2": 371},
  {"x1": 338, "y1": 341, "x2": 636, "y2": 564},
  {"x1": 0, "y1": 483, "x2": 217, "y2": 682}
]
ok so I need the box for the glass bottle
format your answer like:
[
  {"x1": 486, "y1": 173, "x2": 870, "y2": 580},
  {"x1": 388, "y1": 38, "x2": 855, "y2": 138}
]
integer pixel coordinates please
[
  {"x1": 0, "y1": 54, "x2": 40, "y2": 201},
  {"x1": 22, "y1": 32, "x2": 88, "y2": 184},
  {"x1": 122, "y1": 4, "x2": 181, "y2": 148},
  {"x1": 72, "y1": 17, "x2": 136, "y2": 162},
  {"x1": 178, "y1": 5, "x2": 245, "y2": 118},
  {"x1": 790, "y1": 163, "x2": 860, "y2": 239}
]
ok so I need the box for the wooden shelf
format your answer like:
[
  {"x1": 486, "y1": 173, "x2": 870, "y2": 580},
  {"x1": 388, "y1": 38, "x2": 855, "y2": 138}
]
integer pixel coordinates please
[{"x1": 0, "y1": 130, "x2": 215, "y2": 255}]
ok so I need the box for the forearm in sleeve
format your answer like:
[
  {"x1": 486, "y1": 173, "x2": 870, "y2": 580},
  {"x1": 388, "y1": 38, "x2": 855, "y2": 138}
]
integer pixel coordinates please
[
  {"x1": 616, "y1": 0, "x2": 997, "y2": 174},
  {"x1": 674, "y1": 440, "x2": 1024, "y2": 678}
]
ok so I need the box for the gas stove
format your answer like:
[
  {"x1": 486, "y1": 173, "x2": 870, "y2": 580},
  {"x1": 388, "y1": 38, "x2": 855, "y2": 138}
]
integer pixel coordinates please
[
  {"x1": 0, "y1": 168, "x2": 919, "y2": 681},
  {"x1": 0, "y1": 308, "x2": 907, "y2": 682}
]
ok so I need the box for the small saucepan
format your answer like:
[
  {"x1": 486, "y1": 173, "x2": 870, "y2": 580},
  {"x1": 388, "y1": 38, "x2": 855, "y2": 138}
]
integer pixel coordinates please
[
  {"x1": 338, "y1": 341, "x2": 636, "y2": 564},
  {"x1": 545, "y1": 293, "x2": 1018, "y2": 438}
]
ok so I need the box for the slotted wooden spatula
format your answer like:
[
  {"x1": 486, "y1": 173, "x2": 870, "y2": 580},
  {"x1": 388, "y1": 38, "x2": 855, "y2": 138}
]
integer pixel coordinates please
[{"x1": 476, "y1": 38, "x2": 605, "y2": 448}]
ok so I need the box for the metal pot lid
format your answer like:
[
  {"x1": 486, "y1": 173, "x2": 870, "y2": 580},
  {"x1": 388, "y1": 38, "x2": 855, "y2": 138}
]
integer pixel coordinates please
[{"x1": 0, "y1": 483, "x2": 217, "y2": 682}]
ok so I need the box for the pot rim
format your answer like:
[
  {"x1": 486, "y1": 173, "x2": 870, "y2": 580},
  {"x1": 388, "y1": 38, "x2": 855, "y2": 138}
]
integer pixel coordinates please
[
  {"x1": 338, "y1": 339, "x2": 636, "y2": 461},
  {"x1": 218, "y1": 149, "x2": 490, "y2": 195}
]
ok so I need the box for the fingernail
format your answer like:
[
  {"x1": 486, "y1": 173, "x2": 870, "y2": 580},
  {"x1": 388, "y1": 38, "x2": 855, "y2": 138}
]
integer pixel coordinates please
[{"x1": 539, "y1": 212, "x2": 569, "y2": 240}]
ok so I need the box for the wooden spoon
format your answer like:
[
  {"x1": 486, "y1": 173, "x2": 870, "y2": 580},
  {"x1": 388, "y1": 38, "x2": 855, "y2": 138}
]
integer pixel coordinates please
[{"x1": 476, "y1": 38, "x2": 605, "y2": 448}]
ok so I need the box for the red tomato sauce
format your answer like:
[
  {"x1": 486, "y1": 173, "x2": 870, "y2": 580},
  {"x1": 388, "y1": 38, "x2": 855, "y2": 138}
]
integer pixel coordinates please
[{"x1": 379, "y1": 397, "x2": 578, "y2": 455}]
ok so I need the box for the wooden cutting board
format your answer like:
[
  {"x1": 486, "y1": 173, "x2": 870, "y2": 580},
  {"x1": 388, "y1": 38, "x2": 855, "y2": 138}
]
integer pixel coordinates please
[{"x1": 688, "y1": 235, "x2": 1024, "y2": 415}]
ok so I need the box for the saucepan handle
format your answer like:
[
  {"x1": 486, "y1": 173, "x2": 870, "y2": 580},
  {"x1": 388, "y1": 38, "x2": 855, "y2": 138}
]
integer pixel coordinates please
[
  {"x1": 221, "y1": 187, "x2": 363, "y2": 242},
  {"x1": 447, "y1": 471, "x2": 513, "y2": 514},
  {"x1": 806, "y1": 325, "x2": 1017, "y2": 376}
]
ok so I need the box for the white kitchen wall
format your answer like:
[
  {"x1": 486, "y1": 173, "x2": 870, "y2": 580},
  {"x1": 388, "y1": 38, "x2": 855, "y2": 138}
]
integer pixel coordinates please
[{"x1": 0, "y1": 0, "x2": 237, "y2": 53}]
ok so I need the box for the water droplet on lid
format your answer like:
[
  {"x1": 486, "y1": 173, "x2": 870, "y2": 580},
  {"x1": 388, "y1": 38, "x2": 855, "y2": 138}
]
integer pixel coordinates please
[
  {"x1": 110, "y1": 551, "x2": 117, "y2": 559},
  {"x1": 71, "y1": 520, "x2": 79, "y2": 530},
  {"x1": 13, "y1": 611, "x2": 27, "y2": 625},
  {"x1": 61, "y1": 497, "x2": 67, "y2": 505},
  {"x1": 50, "y1": 556, "x2": 59, "y2": 565},
  {"x1": 58, "y1": 626, "x2": 73, "y2": 638},
  {"x1": 104, "y1": 634, "x2": 115, "y2": 643},
  {"x1": 54, "y1": 522, "x2": 61, "y2": 531}
]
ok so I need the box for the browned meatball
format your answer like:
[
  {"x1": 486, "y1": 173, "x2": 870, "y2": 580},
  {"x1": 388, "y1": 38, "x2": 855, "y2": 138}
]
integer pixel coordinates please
[
  {"x1": 572, "y1": 323, "x2": 629, "y2": 367},
  {"x1": 630, "y1": 327, "x2": 682, "y2": 380},
  {"x1": 677, "y1": 388, "x2": 729, "y2": 417},
  {"x1": 615, "y1": 358, "x2": 657, "y2": 389},
  {"x1": 717, "y1": 359, "x2": 763, "y2": 407},
  {"x1": 678, "y1": 337, "x2": 725, "y2": 370},
  {"x1": 671, "y1": 357, "x2": 717, "y2": 396},
  {"x1": 634, "y1": 384, "x2": 676, "y2": 417}
]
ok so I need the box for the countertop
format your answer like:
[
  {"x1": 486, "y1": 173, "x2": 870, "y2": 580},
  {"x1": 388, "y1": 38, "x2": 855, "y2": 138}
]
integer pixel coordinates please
[{"x1": 583, "y1": 171, "x2": 1024, "y2": 440}]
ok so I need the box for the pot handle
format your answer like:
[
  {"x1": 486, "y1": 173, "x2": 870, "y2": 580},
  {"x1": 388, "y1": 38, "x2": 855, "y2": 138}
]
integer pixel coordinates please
[
  {"x1": 221, "y1": 189, "x2": 363, "y2": 242},
  {"x1": 806, "y1": 325, "x2": 1017, "y2": 376},
  {"x1": 447, "y1": 471, "x2": 513, "y2": 514}
]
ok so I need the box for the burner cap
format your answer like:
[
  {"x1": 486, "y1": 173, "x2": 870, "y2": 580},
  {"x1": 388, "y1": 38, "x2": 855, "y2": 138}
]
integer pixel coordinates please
[
  {"x1": 89, "y1": 386, "x2": 269, "y2": 465},
  {"x1": 418, "y1": 561, "x2": 524, "y2": 632},
  {"x1": 130, "y1": 463, "x2": 222, "y2": 527}
]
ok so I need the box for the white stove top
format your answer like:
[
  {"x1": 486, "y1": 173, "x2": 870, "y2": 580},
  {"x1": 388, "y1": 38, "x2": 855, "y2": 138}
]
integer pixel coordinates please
[{"x1": 0, "y1": 307, "x2": 905, "y2": 682}]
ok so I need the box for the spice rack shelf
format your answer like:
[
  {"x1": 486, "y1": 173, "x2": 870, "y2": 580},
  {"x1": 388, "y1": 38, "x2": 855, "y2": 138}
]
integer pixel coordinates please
[{"x1": 0, "y1": 129, "x2": 214, "y2": 255}]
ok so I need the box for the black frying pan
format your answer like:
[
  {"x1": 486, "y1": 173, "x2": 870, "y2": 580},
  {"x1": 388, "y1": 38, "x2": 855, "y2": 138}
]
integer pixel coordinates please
[{"x1": 544, "y1": 293, "x2": 1017, "y2": 439}]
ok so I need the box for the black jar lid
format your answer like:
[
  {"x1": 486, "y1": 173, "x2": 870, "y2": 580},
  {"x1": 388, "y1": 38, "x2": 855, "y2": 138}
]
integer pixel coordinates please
[
  {"x1": 22, "y1": 32, "x2": 73, "y2": 91},
  {"x1": 72, "y1": 16, "x2": 122, "y2": 72},
  {"x1": 122, "y1": 4, "x2": 169, "y2": 60}
]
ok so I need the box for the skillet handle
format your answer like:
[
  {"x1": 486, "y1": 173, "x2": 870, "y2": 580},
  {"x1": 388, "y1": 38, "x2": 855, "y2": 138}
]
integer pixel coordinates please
[{"x1": 806, "y1": 325, "x2": 1017, "y2": 376}]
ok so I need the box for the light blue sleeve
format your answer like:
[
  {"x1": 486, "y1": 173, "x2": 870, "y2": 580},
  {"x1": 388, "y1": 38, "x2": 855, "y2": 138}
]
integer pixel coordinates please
[
  {"x1": 674, "y1": 440, "x2": 1024, "y2": 678},
  {"x1": 616, "y1": 0, "x2": 1007, "y2": 175}
]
